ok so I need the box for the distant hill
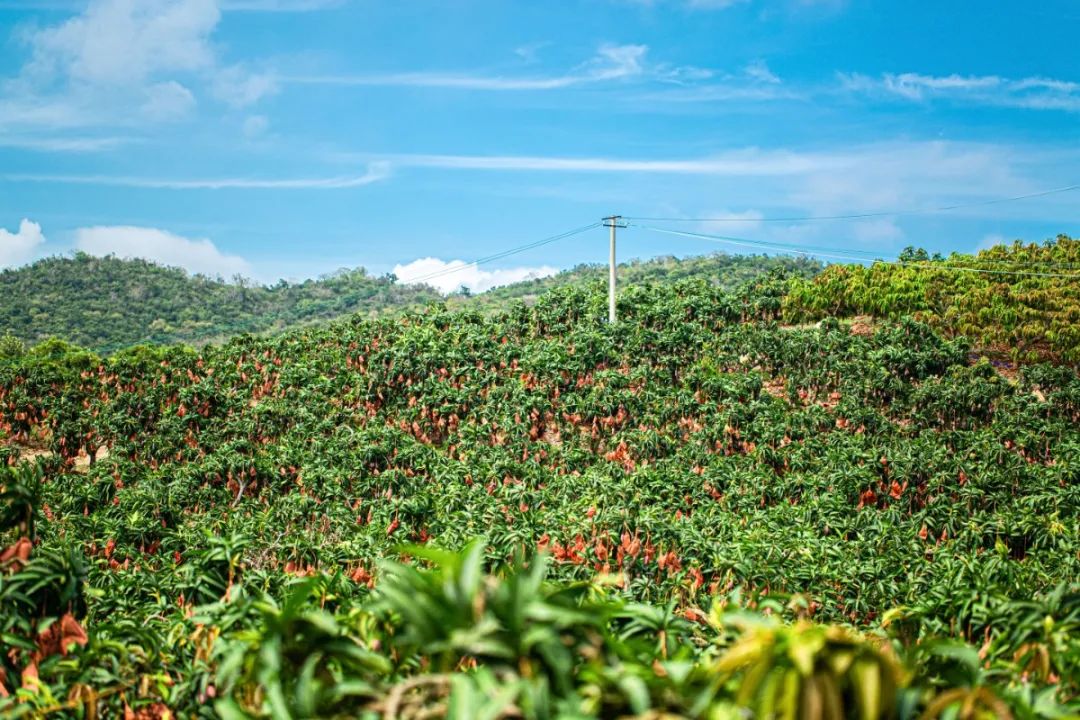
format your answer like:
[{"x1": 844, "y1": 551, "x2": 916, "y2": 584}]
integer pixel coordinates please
[
  {"x1": 0, "y1": 251, "x2": 821, "y2": 352},
  {"x1": 451, "y1": 252, "x2": 822, "y2": 313},
  {"x1": 0, "y1": 253, "x2": 442, "y2": 352}
]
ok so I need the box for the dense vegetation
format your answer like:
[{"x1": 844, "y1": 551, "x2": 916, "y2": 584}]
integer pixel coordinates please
[
  {"x1": 456, "y1": 253, "x2": 821, "y2": 312},
  {"x1": 1, "y1": 266, "x2": 1078, "y2": 717},
  {"x1": 784, "y1": 235, "x2": 1080, "y2": 365},
  {"x1": 0, "y1": 252, "x2": 818, "y2": 353},
  {"x1": 0, "y1": 254, "x2": 442, "y2": 352}
]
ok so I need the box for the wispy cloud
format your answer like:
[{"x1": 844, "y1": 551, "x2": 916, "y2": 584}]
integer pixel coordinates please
[
  {"x1": 362, "y1": 150, "x2": 844, "y2": 176},
  {"x1": 686, "y1": 0, "x2": 750, "y2": 8},
  {"x1": 743, "y1": 59, "x2": 780, "y2": 84},
  {"x1": 841, "y1": 71, "x2": 1080, "y2": 111},
  {"x1": 219, "y1": 0, "x2": 345, "y2": 10},
  {"x1": 620, "y1": 0, "x2": 843, "y2": 10},
  {"x1": 0, "y1": 0, "x2": 342, "y2": 11},
  {"x1": 383, "y1": 140, "x2": 1076, "y2": 226},
  {"x1": 287, "y1": 71, "x2": 589, "y2": 91},
  {"x1": 618, "y1": 0, "x2": 748, "y2": 8},
  {"x1": 0, "y1": 134, "x2": 131, "y2": 152},
  {"x1": 624, "y1": 57, "x2": 789, "y2": 104},
  {"x1": 283, "y1": 44, "x2": 706, "y2": 91},
  {"x1": 513, "y1": 41, "x2": 551, "y2": 64},
  {"x1": 3, "y1": 162, "x2": 390, "y2": 189}
]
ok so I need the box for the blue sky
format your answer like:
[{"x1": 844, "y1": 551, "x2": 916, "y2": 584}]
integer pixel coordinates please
[{"x1": 0, "y1": 0, "x2": 1077, "y2": 291}]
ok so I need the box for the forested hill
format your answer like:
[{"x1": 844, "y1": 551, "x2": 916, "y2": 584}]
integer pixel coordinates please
[
  {"x1": 0, "y1": 251, "x2": 820, "y2": 352},
  {"x1": 451, "y1": 252, "x2": 821, "y2": 311},
  {"x1": 0, "y1": 253, "x2": 443, "y2": 352}
]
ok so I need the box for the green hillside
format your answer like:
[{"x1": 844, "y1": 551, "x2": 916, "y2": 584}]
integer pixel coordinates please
[
  {"x1": 0, "y1": 253, "x2": 443, "y2": 352},
  {"x1": 1, "y1": 269, "x2": 1078, "y2": 717},
  {"x1": 0, "y1": 251, "x2": 820, "y2": 353},
  {"x1": 784, "y1": 235, "x2": 1080, "y2": 364},
  {"x1": 454, "y1": 252, "x2": 822, "y2": 311}
]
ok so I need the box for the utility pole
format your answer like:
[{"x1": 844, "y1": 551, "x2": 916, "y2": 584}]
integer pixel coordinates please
[{"x1": 603, "y1": 215, "x2": 623, "y2": 324}]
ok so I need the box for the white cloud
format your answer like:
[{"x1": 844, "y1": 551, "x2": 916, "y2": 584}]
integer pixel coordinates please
[
  {"x1": 743, "y1": 59, "x2": 780, "y2": 84},
  {"x1": 212, "y1": 64, "x2": 279, "y2": 107},
  {"x1": 330, "y1": 143, "x2": 1080, "y2": 234},
  {"x1": 22, "y1": 0, "x2": 220, "y2": 86},
  {"x1": 140, "y1": 80, "x2": 197, "y2": 120},
  {"x1": 5, "y1": 0, "x2": 277, "y2": 136},
  {"x1": 582, "y1": 43, "x2": 648, "y2": 81},
  {"x1": 624, "y1": 0, "x2": 842, "y2": 9},
  {"x1": 0, "y1": 0, "x2": 342, "y2": 11},
  {"x1": 841, "y1": 71, "x2": 1080, "y2": 111},
  {"x1": 0, "y1": 134, "x2": 129, "y2": 152},
  {"x1": 0, "y1": 219, "x2": 46, "y2": 268},
  {"x1": 5, "y1": 161, "x2": 390, "y2": 189},
  {"x1": 624, "y1": 56, "x2": 784, "y2": 102},
  {"x1": 634, "y1": 82, "x2": 795, "y2": 103},
  {"x1": 513, "y1": 42, "x2": 549, "y2": 64},
  {"x1": 285, "y1": 43, "x2": 654, "y2": 91},
  {"x1": 219, "y1": 0, "x2": 344, "y2": 9},
  {"x1": 573, "y1": 140, "x2": 1077, "y2": 256},
  {"x1": 784, "y1": 141, "x2": 1022, "y2": 216},
  {"x1": 882, "y1": 73, "x2": 1001, "y2": 100},
  {"x1": 75, "y1": 225, "x2": 252, "y2": 276},
  {"x1": 393, "y1": 258, "x2": 558, "y2": 294},
  {"x1": 622, "y1": 0, "x2": 749, "y2": 7},
  {"x1": 369, "y1": 150, "x2": 844, "y2": 175},
  {"x1": 686, "y1": 0, "x2": 750, "y2": 9}
]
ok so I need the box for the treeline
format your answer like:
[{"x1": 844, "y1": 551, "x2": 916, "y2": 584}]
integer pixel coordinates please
[
  {"x1": 783, "y1": 235, "x2": 1080, "y2": 364},
  {"x1": 454, "y1": 252, "x2": 822, "y2": 311},
  {"x1": 0, "y1": 254, "x2": 443, "y2": 353},
  {"x1": 0, "y1": 251, "x2": 819, "y2": 353}
]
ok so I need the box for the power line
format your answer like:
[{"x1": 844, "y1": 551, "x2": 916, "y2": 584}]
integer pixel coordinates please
[
  {"x1": 630, "y1": 222, "x2": 1080, "y2": 269},
  {"x1": 629, "y1": 224, "x2": 1080, "y2": 279},
  {"x1": 630, "y1": 222, "x2": 1080, "y2": 270},
  {"x1": 627, "y1": 223, "x2": 883, "y2": 262},
  {"x1": 624, "y1": 183, "x2": 1080, "y2": 223},
  {"x1": 398, "y1": 221, "x2": 601, "y2": 286}
]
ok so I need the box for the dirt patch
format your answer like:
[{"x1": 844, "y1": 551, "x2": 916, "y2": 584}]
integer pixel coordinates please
[
  {"x1": 995, "y1": 363, "x2": 1020, "y2": 383},
  {"x1": 2, "y1": 444, "x2": 109, "y2": 472},
  {"x1": 10, "y1": 446, "x2": 51, "y2": 463},
  {"x1": 74, "y1": 447, "x2": 110, "y2": 470},
  {"x1": 848, "y1": 316, "x2": 875, "y2": 337},
  {"x1": 762, "y1": 376, "x2": 787, "y2": 399}
]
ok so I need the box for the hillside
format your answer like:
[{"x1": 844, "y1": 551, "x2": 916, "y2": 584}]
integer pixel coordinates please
[
  {"x1": 2, "y1": 273, "x2": 1077, "y2": 717},
  {"x1": 0, "y1": 253, "x2": 443, "y2": 352},
  {"x1": 0, "y1": 251, "x2": 818, "y2": 353},
  {"x1": 784, "y1": 234, "x2": 1080, "y2": 364},
  {"x1": 452, "y1": 252, "x2": 822, "y2": 311}
]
